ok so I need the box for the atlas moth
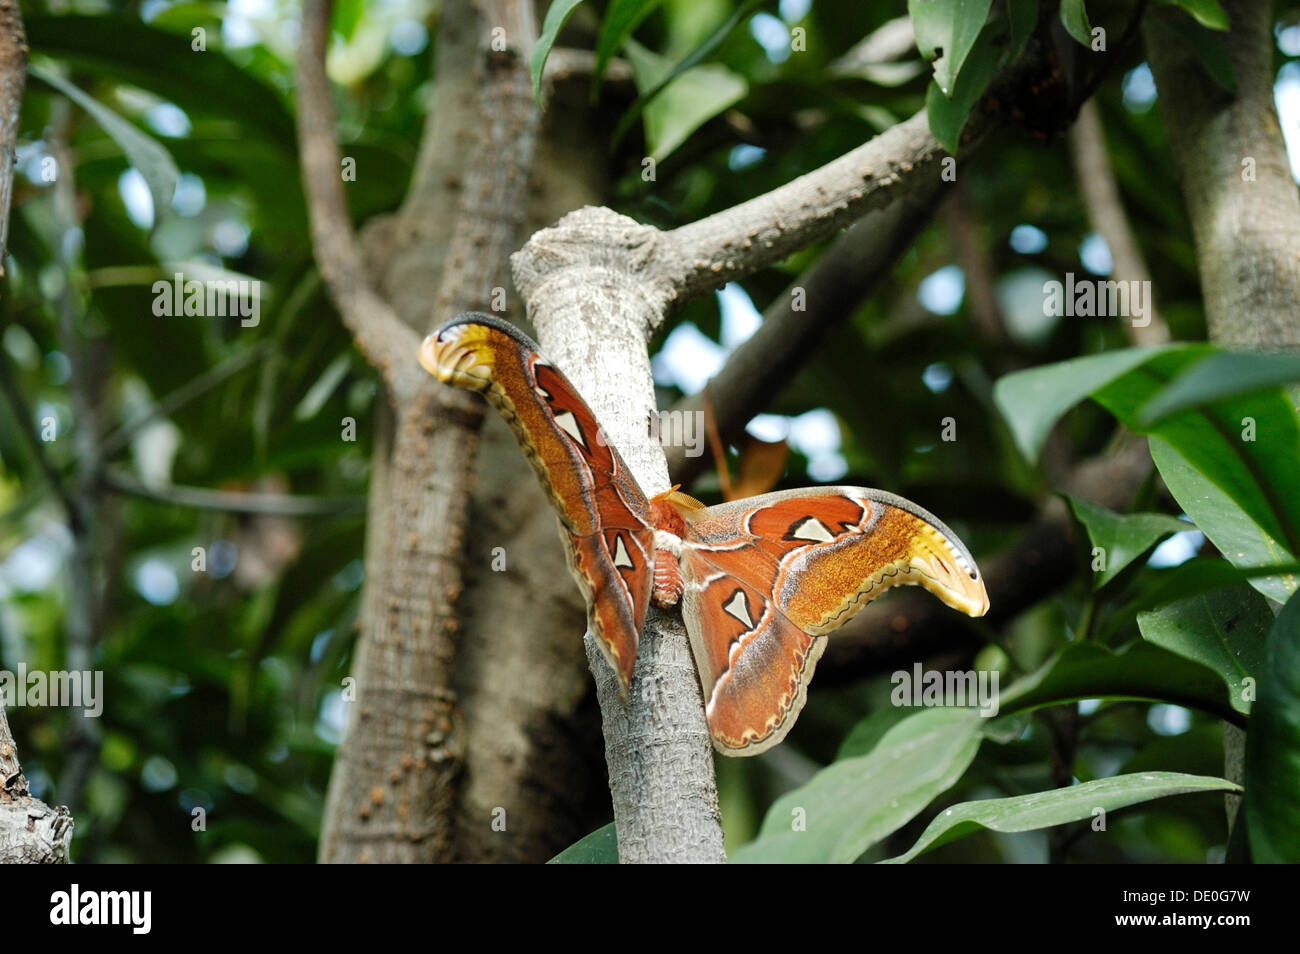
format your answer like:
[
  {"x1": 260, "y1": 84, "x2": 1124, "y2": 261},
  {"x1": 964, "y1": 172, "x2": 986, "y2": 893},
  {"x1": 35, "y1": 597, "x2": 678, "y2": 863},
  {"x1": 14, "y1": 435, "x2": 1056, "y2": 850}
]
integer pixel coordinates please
[{"x1": 419, "y1": 313, "x2": 990, "y2": 756}]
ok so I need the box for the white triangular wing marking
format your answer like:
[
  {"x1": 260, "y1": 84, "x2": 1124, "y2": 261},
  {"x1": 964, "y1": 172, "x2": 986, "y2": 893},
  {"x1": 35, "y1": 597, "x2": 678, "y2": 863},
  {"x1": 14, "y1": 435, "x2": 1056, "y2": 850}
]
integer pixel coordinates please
[
  {"x1": 791, "y1": 517, "x2": 835, "y2": 543},
  {"x1": 722, "y1": 589, "x2": 753, "y2": 629},
  {"x1": 612, "y1": 535, "x2": 634, "y2": 569},
  {"x1": 554, "y1": 410, "x2": 587, "y2": 448}
]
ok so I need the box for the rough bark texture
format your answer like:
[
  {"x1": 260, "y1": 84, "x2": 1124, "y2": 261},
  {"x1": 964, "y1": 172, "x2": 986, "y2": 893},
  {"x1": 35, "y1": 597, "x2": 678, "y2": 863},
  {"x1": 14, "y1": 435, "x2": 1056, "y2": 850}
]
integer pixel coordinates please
[
  {"x1": 664, "y1": 111, "x2": 947, "y2": 304},
  {"x1": 1, "y1": 703, "x2": 73, "y2": 863},
  {"x1": 449, "y1": 70, "x2": 624, "y2": 863},
  {"x1": 303, "y1": 0, "x2": 540, "y2": 863},
  {"x1": 0, "y1": 0, "x2": 75, "y2": 865},
  {"x1": 1145, "y1": 0, "x2": 1300, "y2": 346}
]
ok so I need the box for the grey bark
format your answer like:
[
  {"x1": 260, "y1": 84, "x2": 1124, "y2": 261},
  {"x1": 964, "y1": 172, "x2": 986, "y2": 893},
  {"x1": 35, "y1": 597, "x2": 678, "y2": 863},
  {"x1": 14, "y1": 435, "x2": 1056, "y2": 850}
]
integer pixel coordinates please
[
  {"x1": 1, "y1": 700, "x2": 73, "y2": 863},
  {"x1": 1145, "y1": 0, "x2": 1300, "y2": 346},
  {"x1": 0, "y1": 0, "x2": 74, "y2": 861},
  {"x1": 450, "y1": 69, "x2": 625, "y2": 862},
  {"x1": 302, "y1": 0, "x2": 540, "y2": 862}
]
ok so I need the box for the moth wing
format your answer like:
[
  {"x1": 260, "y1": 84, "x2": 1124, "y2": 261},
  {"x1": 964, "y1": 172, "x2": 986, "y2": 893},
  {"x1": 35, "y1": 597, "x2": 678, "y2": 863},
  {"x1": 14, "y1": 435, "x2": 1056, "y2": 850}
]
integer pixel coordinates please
[
  {"x1": 679, "y1": 556, "x2": 824, "y2": 755},
  {"x1": 423, "y1": 315, "x2": 654, "y2": 694},
  {"x1": 677, "y1": 486, "x2": 988, "y2": 754}
]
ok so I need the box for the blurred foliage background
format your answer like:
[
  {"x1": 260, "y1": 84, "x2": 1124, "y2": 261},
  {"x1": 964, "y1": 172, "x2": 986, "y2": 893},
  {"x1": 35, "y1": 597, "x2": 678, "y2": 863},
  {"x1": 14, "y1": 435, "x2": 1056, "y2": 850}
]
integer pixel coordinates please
[{"x1": 1, "y1": 0, "x2": 1297, "y2": 862}]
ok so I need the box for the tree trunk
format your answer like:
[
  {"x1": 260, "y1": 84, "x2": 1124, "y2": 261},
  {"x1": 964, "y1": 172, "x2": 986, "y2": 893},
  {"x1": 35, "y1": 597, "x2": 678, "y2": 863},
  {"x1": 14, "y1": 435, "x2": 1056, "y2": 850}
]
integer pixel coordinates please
[
  {"x1": 304, "y1": 0, "x2": 541, "y2": 863},
  {"x1": 449, "y1": 74, "x2": 626, "y2": 862},
  {"x1": 1145, "y1": 0, "x2": 1300, "y2": 346},
  {"x1": 0, "y1": 0, "x2": 74, "y2": 862}
]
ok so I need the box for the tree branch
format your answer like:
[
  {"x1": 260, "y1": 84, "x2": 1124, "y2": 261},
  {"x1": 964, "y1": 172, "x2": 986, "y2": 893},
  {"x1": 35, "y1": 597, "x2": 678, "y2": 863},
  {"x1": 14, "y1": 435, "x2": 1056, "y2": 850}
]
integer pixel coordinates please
[
  {"x1": 0, "y1": 0, "x2": 74, "y2": 865},
  {"x1": 296, "y1": 0, "x2": 431, "y2": 400},
  {"x1": 0, "y1": 689, "x2": 73, "y2": 863},
  {"x1": 662, "y1": 110, "x2": 945, "y2": 308},
  {"x1": 311, "y1": 0, "x2": 542, "y2": 863},
  {"x1": 515, "y1": 216, "x2": 726, "y2": 863},
  {"x1": 1067, "y1": 98, "x2": 1169, "y2": 345},
  {"x1": 101, "y1": 468, "x2": 366, "y2": 516},
  {"x1": 665, "y1": 175, "x2": 946, "y2": 485}
]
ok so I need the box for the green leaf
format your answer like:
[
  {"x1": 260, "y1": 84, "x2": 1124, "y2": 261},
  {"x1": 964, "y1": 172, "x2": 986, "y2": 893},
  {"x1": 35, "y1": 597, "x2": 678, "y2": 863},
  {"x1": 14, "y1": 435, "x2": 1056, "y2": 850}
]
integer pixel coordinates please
[
  {"x1": 1137, "y1": 585, "x2": 1272, "y2": 716},
  {"x1": 1066, "y1": 495, "x2": 1191, "y2": 588},
  {"x1": 26, "y1": 16, "x2": 296, "y2": 147},
  {"x1": 925, "y1": 80, "x2": 965, "y2": 154},
  {"x1": 593, "y1": 0, "x2": 662, "y2": 93},
  {"x1": 531, "y1": 0, "x2": 587, "y2": 102},
  {"x1": 997, "y1": 640, "x2": 1246, "y2": 727},
  {"x1": 836, "y1": 705, "x2": 912, "y2": 759},
  {"x1": 1136, "y1": 351, "x2": 1300, "y2": 427},
  {"x1": 1110, "y1": 557, "x2": 1300, "y2": 629},
  {"x1": 1156, "y1": 0, "x2": 1230, "y2": 30},
  {"x1": 1058, "y1": 0, "x2": 1092, "y2": 46},
  {"x1": 1150, "y1": 432, "x2": 1297, "y2": 603},
  {"x1": 623, "y1": 41, "x2": 747, "y2": 161},
  {"x1": 331, "y1": 0, "x2": 367, "y2": 40},
  {"x1": 611, "y1": 0, "x2": 761, "y2": 150},
  {"x1": 999, "y1": 346, "x2": 1300, "y2": 603},
  {"x1": 881, "y1": 772, "x2": 1241, "y2": 863},
  {"x1": 922, "y1": 15, "x2": 1003, "y2": 152},
  {"x1": 1007, "y1": 0, "x2": 1039, "y2": 62},
  {"x1": 29, "y1": 64, "x2": 179, "y2": 228},
  {"x1": 909, "y1": 0, "x2": 994, "y2": 95},
  {"x1": 293, "y1": 354, "x2": 352, "y2": 422},
  {"x1": 1102, "y1": 361, "x2": 1300, "y2": 605},
  {"x1": 993, "y1": 345, "x2": 1186, "y2": 461},
  {"x1": 1245, "y1": 590, "x2": 1300, "y2": 863},
  {"x1": 732, "y1": 708, "x2": 983, "y2": 863},
  {"x1": 547, "y1": 821, "x2": 618, "y2": 863}
]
